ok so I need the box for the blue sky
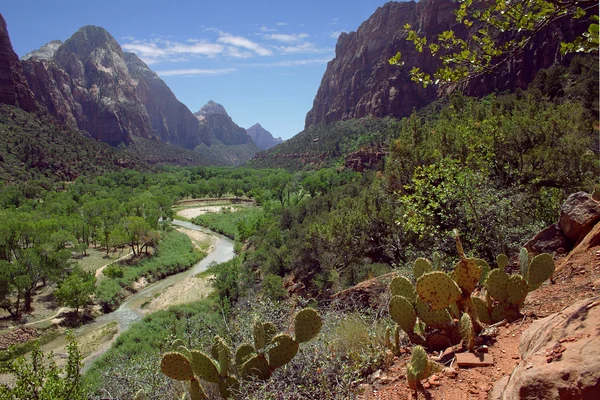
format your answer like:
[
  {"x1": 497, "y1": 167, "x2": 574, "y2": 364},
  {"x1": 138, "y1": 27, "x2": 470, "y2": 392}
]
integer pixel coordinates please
[{"x1": 2, "y1": 0, "x2": 392, "y2": 140}]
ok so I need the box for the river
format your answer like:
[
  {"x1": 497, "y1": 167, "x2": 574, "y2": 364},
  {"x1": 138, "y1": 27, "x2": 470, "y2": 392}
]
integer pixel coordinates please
[{"x1": 39, "y1": 219, "x2": 235, "y2": 369}]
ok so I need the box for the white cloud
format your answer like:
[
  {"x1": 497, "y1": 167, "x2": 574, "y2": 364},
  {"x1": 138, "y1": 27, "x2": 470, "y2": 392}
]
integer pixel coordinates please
[
  {"x1": 122, "y1": 39, "x2": 224, "y2": 64},
  {"x1": 227, "y1": 46, "x2": 254, "y2": 59},
  {"x1": 217, "y1": 33, "x2": 272, "y2": 56},
  {"x1": 256, "y1": 58, "x2": 331, "y2": 67},
  {"x1": 276, "y1": 22, "x2": 288, "y2": 26},
  {"x1": 263, "y1": 33, "x2": 309, "y2": 43},
  {"x1": 329, "y1": 31, "x2": 344, "y2": 39},
  {"x1": 156, "y1": 68, "x2": 236, "y2": 77},
  {"x1": 259, "y1": 25, "x2": 276, "y2": 32},
  {"x1": 275, "y1": 42, "x2": 333, "y2": 55}
]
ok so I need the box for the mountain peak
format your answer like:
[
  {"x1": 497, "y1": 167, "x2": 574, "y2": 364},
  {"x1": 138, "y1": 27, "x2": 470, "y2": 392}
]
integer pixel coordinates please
[
  {"x1": 196, "y1": 100, "x2": 229, "y2": 118},
  {"x1": 21, "y1": 40, "x2": 63, "y2": 61},
  {"x1": 246, "y1": 123, "x2": 282, "y2": 150}
]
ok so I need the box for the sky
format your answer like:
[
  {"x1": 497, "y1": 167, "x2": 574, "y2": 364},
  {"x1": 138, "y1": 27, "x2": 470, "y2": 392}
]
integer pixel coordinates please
[{"x1": 2, "y1": 0, "x2": 393, "y2": 140}]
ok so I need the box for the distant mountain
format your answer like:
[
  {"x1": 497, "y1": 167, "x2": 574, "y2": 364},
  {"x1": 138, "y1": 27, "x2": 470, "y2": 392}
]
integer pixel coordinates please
[
  {"x1": 16, "y1": 24, "x2": 255, "y2": 165},
  {"x1": 246, "y1": 123, "x2": 282, "y2": 150},
  {"x1": 305, "y1": 0, "x2": 591, "y2": 128}
]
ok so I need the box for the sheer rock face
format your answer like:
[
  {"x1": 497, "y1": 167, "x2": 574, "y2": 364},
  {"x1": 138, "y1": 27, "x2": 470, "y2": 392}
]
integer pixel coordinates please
[
  {"x1": 123, "y1": 52, "x2": 213, "y2": 148},
  {"x1": 21, "y1": 26, "x2": 214, "y2": 148},
  {"x1": 246, "y1": 123, "x2": 282, "y2": 150},
  {"x1": 194, "y1": 101, "x2": 253, "y2": 146},
  {"x1": 0, "y1": 13, "x2": 36, "y2": 111},
  {"x1": 305, "y1": 0, "x2": 589, "y2": 128}
]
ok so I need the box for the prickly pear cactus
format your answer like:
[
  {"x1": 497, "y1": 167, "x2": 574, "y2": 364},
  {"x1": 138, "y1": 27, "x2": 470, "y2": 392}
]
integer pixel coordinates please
[
  {"x1": 527, "y1": 253, "x2": 555, "y2": 291},
  {"x1": 519, "y1": 247, "x2": 530, "y2": 278},
  {"x1": 160, "y1": 352, "x2": 195, "y2": 381},
  {"x1": 133, "y1": 389, "x2": 147, "y2": 400},
  {"x1": 506, "y1": 275, "x2": 528, "y2": 306},
  {"x1": 460, "y1": 314, "x2": 475, "y2": 351},
  {"x1": 190, "y1": 378, "x2": 208, "y2": 400},
  {"x1": 416, "y1": 271, "x2": 462, "y2": 310},
  {"x1": 413, "y1": 258, "x2": 432, "y2": 280},
  {"x1": 415, "y1": 298, "x2": 453, "y2": 330},
  {"x1": 235, "y1": 343, "x2": 255, "y2": 367},
  {"x1": 390, "y1": 276, "x2": 416, "y2": 302},
  {"x1": 294, "y1": 308, "x2": 322, "y2": 343},
  {"x1": 485, "y1": 269, "x2": 509, "y2": 303},
  {"x1": 453, "y1": 258, "x2": 482, "y2": 294},
  {"x1": 406, "y1": 345, "x2": 441, "y2": 390},
  {"x1": 389, "y1": 295, "x2": 417, "y2": 334},
  {"x1": 253, "y1": 319, "x2": 266, "y2": 350},
  {"x1": 242, "y1": 354, "x2": 271, "y2": 380},
  {"x1": 471, "y1": 296, "x2": 492, "y2": 324},
  {"x1": 496, "y1": 254, "x2": 508, "y2": 270},
  {"x1": 268, "y1": 334, "x2": 299, "y2": 370},
  {"x1": 190, "y1": 350, "x2": 221, "y2": 384}
]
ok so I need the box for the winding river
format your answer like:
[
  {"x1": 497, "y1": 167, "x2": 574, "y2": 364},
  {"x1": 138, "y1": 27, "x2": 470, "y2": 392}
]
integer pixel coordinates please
[{"x1": 39, "y1": 219, "x2": 235, "y2": 369}]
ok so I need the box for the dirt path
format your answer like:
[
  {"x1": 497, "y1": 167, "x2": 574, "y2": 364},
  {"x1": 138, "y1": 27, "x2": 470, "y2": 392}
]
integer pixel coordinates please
[
  {"x1": 94, "y1": 251, "x2": 133, "y2": 278},
  {"x1": 176, "y1": 205, "x2": 234, "y2": 220}
]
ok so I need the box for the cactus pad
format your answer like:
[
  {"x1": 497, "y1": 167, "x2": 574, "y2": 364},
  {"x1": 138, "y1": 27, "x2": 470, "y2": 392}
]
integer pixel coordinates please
[
  {"x1": 485, "y1": 269, "x2": 509, "y2": 302},
  {"x1": 190, "y1": 378, "x2": 208, "y2": 400},
  {"x1": 411, "y1": 345, "x2": 429, "y2": 378},
  {"x1": 389, "y1": 295, "x2": 417, "y2": 334},
  {"x1": 218, "y1": 376, "x2": 240, "y2": 399},
  {"x1": 519, "y1": 248, "x2": 530, "y2": 278},
  {"x1": 475, "y1": 258, "x2": 490, "y2": 285},
  {"x1": 235, "y1": 343, "x2": 255, "y2": 367},
  {"x1": 389, "y1": 276, "x2": 416, "y2": 302},
  {"x1": 415, "y1": 297, "x2": 452, "y2": 330},
  {"x1": 160, "y1": 352, "x2": 194, "y2": 381},
  {"x1": 426, "y1": 332, "x2": 452, "y2": 351},
  {"x1": 133, "y1": 389, "x2": 147, "y2": 400},
  {"x1": 413, "y1": 258, "x2": 432, "y2": 280},
  {"x1": 176, "y1": 345, "x2": 191, "y2": 360},
  {"x1": 416, "y1": 271, "x2": 462, "y2": 310},
  {"x1": 172, "y1": 338, "x2": 186, "y2": 350},
  {"x1": 213, "y1": 336, "x2": 231, "y2": 377},
  {"x1": 190, "y1": 350, "x2": 220, "y2": 384},
  {"x1": 263, "y1": 322, "x2": 277, "y2": 346},
  {"x1": 406, "y1": 364, "x2": 418, "y2": 389},
  {"x1": 490, "y1": 303, "x2": 518, "y2": 323},
  {"x1": 527, "y1": 253, "x2": 555, "y2": 291},
  {"x1": 506, "y1": 274, "x2": 528, "y2": 306},
  {"x1": 453, "y1": 258, "x2": 482, "y2": 293},
  {"x1": 460, "y1": 313, "x2": 475, "y2": 351},
  {"x1": 294, "y1": 308, "x2": 322, "y2": 343},
  {"x1": 496, "y1": 254, "x2": 508, "y2": 270},
  {"x1": 472, "y1": 296, "x2": 492, "y2": 324},
  {"x1": 253, "y1": 319, "x2": 266, "y2": 350},
  {"x1": 268, "y1": 334, "x2": 299, "y2": 370},
  {"x1": 242, "y1": 354, "x2": 271, "y2": 380}
]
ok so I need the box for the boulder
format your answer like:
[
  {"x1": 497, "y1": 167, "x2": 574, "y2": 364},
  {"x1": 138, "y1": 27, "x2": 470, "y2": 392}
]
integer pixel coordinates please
[
  {"x1": 524, "y1": 224, "x2": 571, "y2": 255},
  {"x1": 330, "y1": 272, "x2": 394, "y2": 310},
  {"x1": 490, "y1": 297, "x2": 600, "y2": 399},
  {"x1": 558, "y1": 192, "x2": 600, "y2": 244}
]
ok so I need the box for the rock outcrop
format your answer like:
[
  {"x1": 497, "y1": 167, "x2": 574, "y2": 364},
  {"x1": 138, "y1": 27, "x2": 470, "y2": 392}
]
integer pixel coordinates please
[
  {"x1": 246, "y1": 123, "x2": 282, "y2": 150},
  {"x1": 194, "y1": 101, "x2": 255, "y2": 146},
  {"x1": 0, "y1": 13, "x2": 36, "y2": 111},
  {"x1": 21, "y1": 26, "x2": 158, "y2": 146},
  {"x1": 123, "y1": 52, "x2": 213, "y2": 148},
  {"x1": 305, "y1": 0, "x2": 591, "y2": 128},
  {"x1": 490, "y1": 297, "x2": 600, "y2": 399},
  {"x1": 558, "y1": 192, "x2": 600, "y2": 245}
]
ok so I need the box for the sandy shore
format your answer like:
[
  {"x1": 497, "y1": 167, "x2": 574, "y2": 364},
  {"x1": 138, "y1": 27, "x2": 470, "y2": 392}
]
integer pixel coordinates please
[
  {"x1": 143, "y1": 275, "x2": 213, "y2": 313},
  {"x1": 175, "y1": 227, "x2": 215, "y2": 252}
]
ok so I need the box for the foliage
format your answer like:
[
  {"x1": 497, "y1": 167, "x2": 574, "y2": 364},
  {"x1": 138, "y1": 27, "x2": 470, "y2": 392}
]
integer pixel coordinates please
[
  {"x1": 390, "y1": 0, "x2": 599, "y2": 87},
  {"x1": 55, "y1": 266, "x2": 96, "y2": 314},
  {"x1": 0, "y1": 332, "x2": 86, "y2": 400},
  {"x1": 192, "y1": 207, "x2": 264, "y2": 240},
  {"x1": 405, "y1": 345, "x2": 442, "y2": 391}
]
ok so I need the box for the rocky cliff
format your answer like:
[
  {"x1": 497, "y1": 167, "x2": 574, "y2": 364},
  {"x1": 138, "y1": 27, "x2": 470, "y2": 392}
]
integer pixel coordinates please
[
  {"x1": 194, "y1": 101, "x2": 255, "y2": 146},
  {"x1": 246, "y1": 123, "x2": 282, "y2": 150},
  {"x1": 305, "y1": 0, "x2": 590, "y2": 128},
  {"x1": 20, "y1": 25, "x2": 219, "y2": 149},
  {"x1": 0, "y1": 13, "x2": 36, "y2": 112}
]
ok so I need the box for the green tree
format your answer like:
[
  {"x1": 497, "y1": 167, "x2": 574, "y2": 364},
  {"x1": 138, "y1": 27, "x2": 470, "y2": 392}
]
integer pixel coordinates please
[
  {"x1": 390, "y1": 0, "x2": 599, "y2": 87},
  {"x1": 0, "y1": 332, "x2": 86, "y2": 400},
  {"x1": 55, "y1": 267, "x2": 96, "y2": 315}
]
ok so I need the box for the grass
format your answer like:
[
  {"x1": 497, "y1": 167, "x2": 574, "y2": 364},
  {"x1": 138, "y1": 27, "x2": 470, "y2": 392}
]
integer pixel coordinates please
[
  {"x1": 191, "y1": 206, "x2": 262, "y2": 240},
  {"x1": 95, "y1": 230, "x2": 205, "y2": 311},
  {"x1": 75, "y1": 247, "x2": 127, "y2": 274}
]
